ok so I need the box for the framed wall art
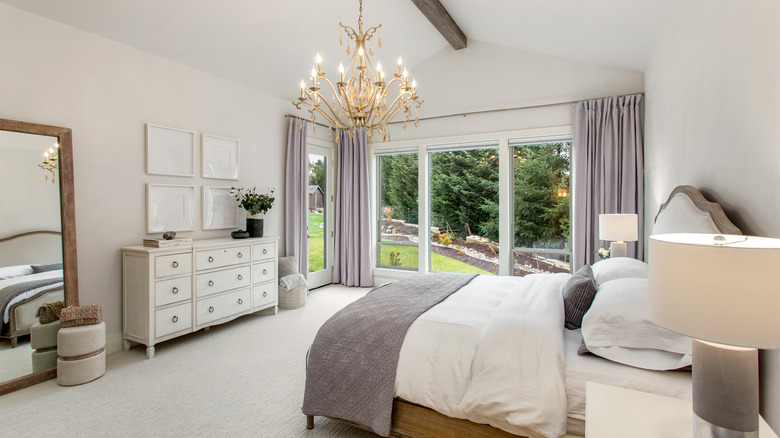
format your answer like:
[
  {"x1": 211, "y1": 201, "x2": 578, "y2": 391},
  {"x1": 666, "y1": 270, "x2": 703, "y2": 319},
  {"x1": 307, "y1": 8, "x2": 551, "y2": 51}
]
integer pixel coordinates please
[
  {"x1": 146, "y1": 124, "x2": 195, "y2": 177},
  {"x1": 202, "y1": 186, "x2": 239, "y2": 230},
  {"x1": 146, "y1": 184, "x2": 195, "y2": 233},
  {"x1": 202, "y1": 133, "x2": 239, "y2": 180}
]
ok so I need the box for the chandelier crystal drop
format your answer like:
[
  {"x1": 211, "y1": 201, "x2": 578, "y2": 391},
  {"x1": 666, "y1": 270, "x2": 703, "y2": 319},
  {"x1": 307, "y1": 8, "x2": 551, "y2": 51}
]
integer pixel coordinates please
[{"x1": 293, "y1": 0, "x2": 423, "y2": 142}]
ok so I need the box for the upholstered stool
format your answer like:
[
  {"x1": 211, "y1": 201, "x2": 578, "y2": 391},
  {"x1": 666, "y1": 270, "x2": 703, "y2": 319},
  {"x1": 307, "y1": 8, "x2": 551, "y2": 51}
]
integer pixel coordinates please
[
  {"x1": 31, "y1": 320, "x2": 60, "y2": 372},
  {"x1": 278, "y1": 256, "x2": 308, "y2": 310},
  {"x1": 57, "y1": 321, "x2": 106, "y2": 386}
]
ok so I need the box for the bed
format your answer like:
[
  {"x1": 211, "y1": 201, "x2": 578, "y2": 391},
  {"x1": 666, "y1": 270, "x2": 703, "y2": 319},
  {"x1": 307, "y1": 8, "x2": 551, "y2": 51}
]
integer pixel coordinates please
[
  {"x1": 303, "y1": 185, "x2": 742, "y2": 438},
  {"x1": 0, "y1": 231, "x2": 64, "y2": 348}
]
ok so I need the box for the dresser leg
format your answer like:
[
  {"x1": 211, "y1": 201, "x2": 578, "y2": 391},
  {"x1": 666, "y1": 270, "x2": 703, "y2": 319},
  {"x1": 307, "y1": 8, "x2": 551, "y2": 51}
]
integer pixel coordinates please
[
  {"x1": 123, "y1": 340, "x2": 132, "y2": 351},
  {"x1": 146, "y1": 346, "x2": 155, "y2": 359},
  {"x1": 306, "y1": 415, "x2": 314, "y2": 429},
  {"x1": 274, "y1": 306, "x2": 278, "y2": 315}
]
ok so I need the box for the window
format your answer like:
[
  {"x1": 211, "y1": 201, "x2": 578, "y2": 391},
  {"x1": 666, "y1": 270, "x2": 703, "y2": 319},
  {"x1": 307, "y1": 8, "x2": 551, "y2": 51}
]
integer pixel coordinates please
[
  {"x1": 430, "y1": 146, "x2": 499, "y2": 275},
  {"x1": 512, "y1": 141, "x2": 571, "y2": 276},
  {"x1": 377, "y1": 152, "x2": 419, "y2": 270}
]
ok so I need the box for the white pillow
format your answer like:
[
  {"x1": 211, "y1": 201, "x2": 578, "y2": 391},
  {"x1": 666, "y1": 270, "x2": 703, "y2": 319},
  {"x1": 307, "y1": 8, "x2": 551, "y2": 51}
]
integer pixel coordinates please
[
  {"x1": 591, "y1": 257, "x2": 648, "y2": 286},
  {"x1": 0, "y1": 264, "x2": 33, "y2": 280},
  {"x1": 582, "y1": 277, "x2": 692, "y2": 370}
]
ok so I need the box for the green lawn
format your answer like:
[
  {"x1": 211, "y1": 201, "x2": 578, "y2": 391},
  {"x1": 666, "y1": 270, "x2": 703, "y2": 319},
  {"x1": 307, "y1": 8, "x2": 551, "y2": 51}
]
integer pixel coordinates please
[
  {"x1": 309, "y1": 212, "x2": 324, "y2": 272},
  {"x1": 379, "y1": 243, "x2": 492, "y2": 275}
]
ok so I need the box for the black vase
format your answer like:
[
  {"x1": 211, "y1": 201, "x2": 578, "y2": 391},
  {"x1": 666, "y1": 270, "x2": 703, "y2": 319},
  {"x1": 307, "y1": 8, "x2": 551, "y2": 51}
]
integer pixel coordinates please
[{"x1": 247, "y1": 218, "x2": 264, "y2": 237}]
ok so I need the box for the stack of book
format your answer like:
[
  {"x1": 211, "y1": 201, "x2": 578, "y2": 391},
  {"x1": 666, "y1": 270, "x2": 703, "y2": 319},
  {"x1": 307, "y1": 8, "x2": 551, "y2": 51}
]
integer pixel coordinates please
[{"x1": 142, "y1": 237, "x2": 193, "y2": 248}]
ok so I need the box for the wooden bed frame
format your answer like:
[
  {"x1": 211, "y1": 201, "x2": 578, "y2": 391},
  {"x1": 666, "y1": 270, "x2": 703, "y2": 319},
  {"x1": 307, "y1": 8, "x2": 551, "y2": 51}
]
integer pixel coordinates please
[
  {"x1": 306, "y1": 185, "x2": 742, "y2": 438},
  {"x1": 0, "y1": 230, "x2": 64, "y2": 348}
]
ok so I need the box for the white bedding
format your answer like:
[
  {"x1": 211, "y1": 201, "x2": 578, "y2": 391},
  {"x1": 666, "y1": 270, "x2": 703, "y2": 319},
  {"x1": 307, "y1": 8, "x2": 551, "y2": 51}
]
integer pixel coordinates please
[
  {"x1": 0, "y1": 270, "x2": 63, "y2": 323},
  {"x1": 394, "y1": 274, "x2": 693, "y2": 438}
]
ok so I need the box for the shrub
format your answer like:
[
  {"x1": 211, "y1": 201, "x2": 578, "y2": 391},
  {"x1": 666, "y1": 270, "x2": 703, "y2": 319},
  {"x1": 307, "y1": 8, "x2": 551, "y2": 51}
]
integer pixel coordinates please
[{"x1": 439, "y1": 233, "x2": 452, "y2": 246}]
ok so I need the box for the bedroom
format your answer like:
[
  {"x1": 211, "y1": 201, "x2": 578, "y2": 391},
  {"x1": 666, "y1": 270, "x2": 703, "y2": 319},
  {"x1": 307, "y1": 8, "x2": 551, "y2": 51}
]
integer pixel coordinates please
[{"x1": 0, "y1": 0, "x2": 778, "y2": 436}]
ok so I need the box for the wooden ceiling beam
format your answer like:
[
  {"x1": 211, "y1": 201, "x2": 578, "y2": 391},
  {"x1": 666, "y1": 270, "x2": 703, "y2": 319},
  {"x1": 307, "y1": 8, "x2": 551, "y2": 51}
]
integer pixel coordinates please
[{"x1": 410, "y1": 0, "x2": 467, "y2": 50}]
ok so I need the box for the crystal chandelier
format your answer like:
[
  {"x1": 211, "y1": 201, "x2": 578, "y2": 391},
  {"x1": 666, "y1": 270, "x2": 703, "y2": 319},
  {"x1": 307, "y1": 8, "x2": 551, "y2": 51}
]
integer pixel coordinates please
[
  {"x1": 293, "y1": 0, "x2": 423, "y2": 142},
  {"x1": 39, "y1": 142, "x2": 58, "y2": 184}
]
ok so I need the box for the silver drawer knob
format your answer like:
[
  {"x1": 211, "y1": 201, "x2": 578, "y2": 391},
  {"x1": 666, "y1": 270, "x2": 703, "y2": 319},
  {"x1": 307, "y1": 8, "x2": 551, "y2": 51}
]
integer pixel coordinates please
[
  {"x1": 208, "y1": 280, "x2": 214, "y2": 287},
  {"x1": 172, "y1": 316, "x2": 178, "y2": 323},
  {"x1": 238, "y1": 274, "x2": 243, "y2": 280},
  {"x1": 238, "y1": 298, "x2": 243, "y2": 305},
  {"x1": 208, "y1": 256, "x2": 214, "y2": 263},
  {"x1": 172, "y1": 261, "x2": 179, "y2": 268},
  {"x1": 263, "y1": 249, "x2": 268, "y2": 254},
  {"x1": 263, "y1": 291, "x2": 267, "y2": 297},
  {"x1": 263, "y1": 269, "x2": 268, "y2": 275},
  {"x1": 208, "y1": 306, "x2": 214, "y2": 313},
  {"x1": 172, "y1": 287, "x2": 179, "y2": 294},
  {"x1": 238, "y1": 252, "x2": 243, "y2": 258}
]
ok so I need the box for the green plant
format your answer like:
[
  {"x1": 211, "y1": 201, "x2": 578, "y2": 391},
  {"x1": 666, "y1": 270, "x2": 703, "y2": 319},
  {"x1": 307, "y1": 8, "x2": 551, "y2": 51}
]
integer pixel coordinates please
[
  {"x1": 389, "y1": 250, "x2": 402, "y2": 266},
  {"x1": 231, "y1": 187, "x2": 275, "y2": 216}
]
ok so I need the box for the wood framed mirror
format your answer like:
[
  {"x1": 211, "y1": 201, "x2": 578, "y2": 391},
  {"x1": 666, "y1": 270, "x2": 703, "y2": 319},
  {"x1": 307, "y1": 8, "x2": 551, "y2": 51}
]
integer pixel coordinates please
[{"x1": 0, "y1": 118, "x2": 78, "y2": 396}]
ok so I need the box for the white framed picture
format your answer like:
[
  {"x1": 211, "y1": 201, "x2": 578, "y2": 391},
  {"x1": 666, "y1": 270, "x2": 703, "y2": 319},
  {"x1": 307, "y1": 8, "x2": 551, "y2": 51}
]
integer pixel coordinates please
[
  {"x1": 202, "y1": 133, "x2": 239, "y2": 180},
  {"x1": 146, "y1": 184, "x2": 195, "y2": 233},
  {"x1": 202, "y1": 186, "x2": 239, "y2": 230},
  {"x1": 146, "y1": 124, "x2": 195, "y2": 177}
]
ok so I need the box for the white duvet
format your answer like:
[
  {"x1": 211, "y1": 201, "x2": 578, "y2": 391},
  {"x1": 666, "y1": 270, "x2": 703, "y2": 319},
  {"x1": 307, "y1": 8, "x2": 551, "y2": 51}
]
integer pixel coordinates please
[{"x1": 395, "y1": 273, "x2": 571, "y2": 438}]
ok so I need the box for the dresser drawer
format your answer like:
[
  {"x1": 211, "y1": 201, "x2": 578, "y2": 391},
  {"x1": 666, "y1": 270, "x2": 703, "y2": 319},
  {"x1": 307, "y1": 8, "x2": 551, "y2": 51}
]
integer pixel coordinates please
[
  {"x1": 196, "y1": 246, "x2": 250, "y2": 271},
  {"x1": 155, "y1": 253, "x2": 192, "y2": 279},
  {"x1": 155, "y1": 303, "x2": 192, "y2": 338},
  {"x1": 196, "y1": 265, "x2": 250, "y2": 298},
  {"x1": 252, "y1": 260, "x2": 276, "y2": 284},
  {"x1": 252, "y1": 242, "x2": 276, "y2": 261},
  {"x1": 197, "y1": 289, "x2": 251, "y2": 326},
  {"x1": 252, "y1": 282, "x2": 277, "y2": 309},
  {"x1": 154, "y1": 277, "x2": 192, "y2": 307}
]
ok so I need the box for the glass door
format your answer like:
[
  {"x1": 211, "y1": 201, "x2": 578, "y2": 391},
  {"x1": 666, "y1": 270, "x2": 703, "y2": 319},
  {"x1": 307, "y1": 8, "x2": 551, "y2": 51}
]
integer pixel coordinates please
[{"x1": 307, "y1": 143, "x2": 334, "y2": 289}]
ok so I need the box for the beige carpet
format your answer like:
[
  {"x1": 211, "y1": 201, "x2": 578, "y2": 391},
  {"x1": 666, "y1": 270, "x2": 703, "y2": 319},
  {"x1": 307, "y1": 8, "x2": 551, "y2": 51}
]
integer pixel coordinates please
[{"x1": 0, "y1": 284, "x2": 377, "y2": 438}]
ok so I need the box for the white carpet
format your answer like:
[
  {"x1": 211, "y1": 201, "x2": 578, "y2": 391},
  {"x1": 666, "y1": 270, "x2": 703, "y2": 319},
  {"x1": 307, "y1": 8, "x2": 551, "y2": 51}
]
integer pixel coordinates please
[{"x1": 0, "y1": 284, "x2": 377, "y2": 438}]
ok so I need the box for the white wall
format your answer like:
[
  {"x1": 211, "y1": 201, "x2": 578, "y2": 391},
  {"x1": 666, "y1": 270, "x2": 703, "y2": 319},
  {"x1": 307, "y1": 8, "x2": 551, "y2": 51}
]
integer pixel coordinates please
[
  {"x1": 1, "y1": 147, "x2": 61, "y2": 236},
  {"x1": 388, "y1": 40, "x2": 645, "y2": 141},
  {"x1": 0, "y1": 3, "x2": 290, "y2": 351},
  {"x1": 644, "y1": 0, "x2": 780, "y2": 431}
]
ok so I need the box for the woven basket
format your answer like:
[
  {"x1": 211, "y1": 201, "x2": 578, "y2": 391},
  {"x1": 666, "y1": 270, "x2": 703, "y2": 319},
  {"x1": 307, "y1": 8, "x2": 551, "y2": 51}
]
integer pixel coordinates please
[{"x1": 278, "y1": 285, "x2": 307, "y2": 310}]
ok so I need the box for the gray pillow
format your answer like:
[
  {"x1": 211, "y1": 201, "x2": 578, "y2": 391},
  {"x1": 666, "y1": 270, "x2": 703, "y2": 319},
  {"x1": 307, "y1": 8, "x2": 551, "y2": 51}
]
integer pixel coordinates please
[
  {"x1": 563, "y1": 265, "x2": 597, "y2": 330},
  {"x1": 31, "y1": 263, "x2": 63, "y2": 274},
  {"x1": 277, "y1": 256, "x2": 298, "y2": 279}
]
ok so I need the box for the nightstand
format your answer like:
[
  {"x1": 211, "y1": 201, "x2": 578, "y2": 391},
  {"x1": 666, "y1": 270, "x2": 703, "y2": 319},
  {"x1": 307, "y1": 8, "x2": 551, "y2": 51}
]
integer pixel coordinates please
[{"x1": 585, "y1": 382, "x2": 778, "y2": 438}]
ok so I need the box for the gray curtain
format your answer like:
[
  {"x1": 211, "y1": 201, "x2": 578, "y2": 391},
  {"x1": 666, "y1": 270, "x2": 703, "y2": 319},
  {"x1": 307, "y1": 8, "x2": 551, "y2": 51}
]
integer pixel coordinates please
[
  {"x1": 572, "y1": 94, "x2": 644, "y2": 269},
  {"x1": 332, "y1": 129, "x2": 373, "y2": 287},
  {"x1": 285, "y1": 118, "x2": 308, "y2": 278}
]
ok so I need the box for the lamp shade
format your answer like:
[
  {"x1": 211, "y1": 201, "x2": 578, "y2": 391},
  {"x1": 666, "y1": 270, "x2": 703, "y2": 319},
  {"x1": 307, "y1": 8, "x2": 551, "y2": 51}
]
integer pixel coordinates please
[
  {"x1": 598, "y1": 214, "x2": 638, "y2": 241},
  {"x1": 649, "y1": 233, "x2": 780, "y2": 349}
]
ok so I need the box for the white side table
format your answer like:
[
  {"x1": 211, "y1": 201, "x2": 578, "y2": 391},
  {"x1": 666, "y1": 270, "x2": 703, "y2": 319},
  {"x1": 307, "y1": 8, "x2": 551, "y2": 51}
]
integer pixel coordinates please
[{"x1": 586, "y1": 382, "x2": 778, "y2": 438}]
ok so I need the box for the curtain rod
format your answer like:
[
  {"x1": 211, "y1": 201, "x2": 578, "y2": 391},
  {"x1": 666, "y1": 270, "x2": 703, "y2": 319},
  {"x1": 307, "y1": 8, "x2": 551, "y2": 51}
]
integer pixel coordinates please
[{"x1": 285, "y1": 91, "x2": 644, "y2": 128}]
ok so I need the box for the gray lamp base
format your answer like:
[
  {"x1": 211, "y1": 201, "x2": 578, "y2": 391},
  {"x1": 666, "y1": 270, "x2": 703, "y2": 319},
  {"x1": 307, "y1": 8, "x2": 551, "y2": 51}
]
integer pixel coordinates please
[
  {"x1": 609, "y1": 241, "x2": 627, "y2": 258},
  {"x1": 692, "y1": 339, "x2": 759, "y2": 438}
]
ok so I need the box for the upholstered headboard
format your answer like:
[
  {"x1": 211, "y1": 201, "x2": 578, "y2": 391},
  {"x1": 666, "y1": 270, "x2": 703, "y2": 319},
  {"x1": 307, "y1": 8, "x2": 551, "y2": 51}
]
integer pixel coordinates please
[
  {"x1": 653, "y1": 185, "x2": 741, "y2": 235},
  {"x1": 0, "y1": 230, "x2": 62, "y2": 267}
]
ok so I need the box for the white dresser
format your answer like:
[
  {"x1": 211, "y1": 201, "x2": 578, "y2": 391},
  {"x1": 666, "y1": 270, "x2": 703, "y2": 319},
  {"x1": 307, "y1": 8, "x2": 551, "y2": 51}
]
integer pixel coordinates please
[{"x1": 122, "y1": 237, "x2": 279, "y2": 359}]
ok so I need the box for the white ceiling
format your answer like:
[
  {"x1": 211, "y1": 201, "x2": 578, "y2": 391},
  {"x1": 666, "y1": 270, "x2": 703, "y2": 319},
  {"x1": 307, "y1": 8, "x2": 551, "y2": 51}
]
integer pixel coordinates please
[{"x1": 0, "y1": 0, "x2": 673, "y2": 100}]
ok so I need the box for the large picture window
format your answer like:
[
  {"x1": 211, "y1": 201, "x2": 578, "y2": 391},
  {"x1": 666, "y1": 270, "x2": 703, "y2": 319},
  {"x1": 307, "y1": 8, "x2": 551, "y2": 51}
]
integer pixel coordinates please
[
  {"x1": 377, "y1": 152, "x2": 419, "y2": 270},
  {"x1": 513, "y1": 141, "x2": 571, "y2": 276},
  {"x1": 430, "y1": 147, "x2": 499, "y2": 275}
]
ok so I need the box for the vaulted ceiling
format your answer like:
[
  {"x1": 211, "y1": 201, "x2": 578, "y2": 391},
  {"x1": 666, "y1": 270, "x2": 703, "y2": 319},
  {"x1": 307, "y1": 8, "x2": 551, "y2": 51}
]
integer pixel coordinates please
[{"x1": 0, "y1": 0, "x2": 673, "y2": 100}]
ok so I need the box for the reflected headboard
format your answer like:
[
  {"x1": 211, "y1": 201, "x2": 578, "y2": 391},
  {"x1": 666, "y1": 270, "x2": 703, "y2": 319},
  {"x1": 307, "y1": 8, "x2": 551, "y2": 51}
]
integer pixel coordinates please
[
  {"x1": 653, "y1": 185, "x2": 742, "y2": 235},
  {"x1": 0, "y1": 230, "x2": 63, "y2": 267}
]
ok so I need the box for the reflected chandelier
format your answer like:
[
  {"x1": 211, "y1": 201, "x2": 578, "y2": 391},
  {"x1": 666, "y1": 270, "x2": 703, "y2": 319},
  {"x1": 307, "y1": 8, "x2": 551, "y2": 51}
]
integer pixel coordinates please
[
  {"x1": 39, "y1": 142, "x2": 58, "y2": 184},
  {"x1": 293, "y1": 0, "x2": 423, "y2": 142}
]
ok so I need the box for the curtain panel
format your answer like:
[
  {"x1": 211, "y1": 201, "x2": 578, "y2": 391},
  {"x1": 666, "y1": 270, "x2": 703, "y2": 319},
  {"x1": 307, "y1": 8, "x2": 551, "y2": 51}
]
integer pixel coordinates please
[
  {"x1": 333, "y1": 129, "x2": 373, "y2": 287},
  {"x1": 285, "y1": 118, "x2": 309, "y2": 278},
  {"x1": 572, "y1": 94, "x2": 644, "y2": 269}
]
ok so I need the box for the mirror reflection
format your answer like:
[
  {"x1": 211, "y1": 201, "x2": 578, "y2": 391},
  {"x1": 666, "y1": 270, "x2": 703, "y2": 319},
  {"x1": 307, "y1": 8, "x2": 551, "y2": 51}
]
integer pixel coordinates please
[{"x1": 0, "y1": 130, "x2": 63, "y2": 384}]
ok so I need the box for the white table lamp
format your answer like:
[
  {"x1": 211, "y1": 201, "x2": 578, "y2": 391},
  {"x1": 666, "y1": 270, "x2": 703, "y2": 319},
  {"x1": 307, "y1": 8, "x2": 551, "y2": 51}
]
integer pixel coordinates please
[
  {"x1": 649, "y1": 233, "x2": 780, "y2": 438},
  {"x1": 599, "y1": 214, "x2": 638, "y2": 258}
]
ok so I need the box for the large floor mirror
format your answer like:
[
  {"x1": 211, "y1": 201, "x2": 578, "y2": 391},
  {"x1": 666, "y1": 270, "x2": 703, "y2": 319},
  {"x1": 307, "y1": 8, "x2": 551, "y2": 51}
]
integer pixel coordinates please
[{"x1": 0, "y1": 118, "x2": 78, "y2": 396}]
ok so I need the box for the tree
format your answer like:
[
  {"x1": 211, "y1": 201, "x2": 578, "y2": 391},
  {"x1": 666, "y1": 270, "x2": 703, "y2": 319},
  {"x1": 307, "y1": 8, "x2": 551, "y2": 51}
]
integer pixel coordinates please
[
  {"x1": 379, "y1": 153, "x2": 419, "y2": 224},
  {"x1": 309, "y1": 159, "x2": 325, "y2": 191}
]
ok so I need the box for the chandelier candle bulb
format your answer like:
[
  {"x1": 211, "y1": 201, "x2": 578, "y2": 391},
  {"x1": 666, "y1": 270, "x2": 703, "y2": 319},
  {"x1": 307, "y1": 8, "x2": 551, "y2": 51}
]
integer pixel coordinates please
[
  {"x1": 316, "y1": 53, "x2": 322, "y2": 73},
  {"x1": 338, "y1": 62, "x2": 345, "y2": 82}
]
